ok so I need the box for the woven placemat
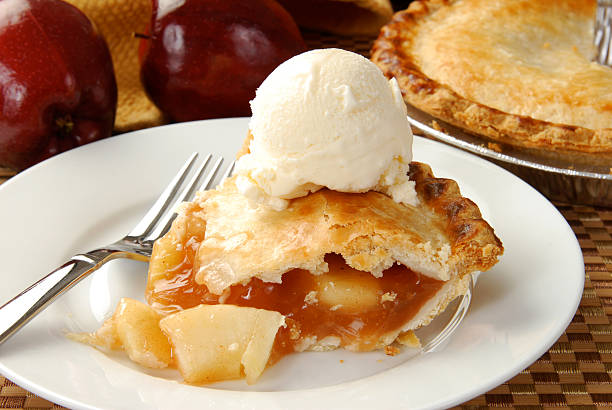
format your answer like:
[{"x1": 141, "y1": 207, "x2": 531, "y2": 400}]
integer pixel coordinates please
[
  {"x1": 2, "y1": 23, "x2": 611, "y2": 410},
  {"x1": 458, "y1": 204, "x2": 612, "y2": 408}
]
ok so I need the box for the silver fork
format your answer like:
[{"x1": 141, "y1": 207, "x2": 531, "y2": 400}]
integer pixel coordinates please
[
  {"x1": 0, "y1": 153, "x2": 233, "y2": 345},
  {"x1": 595, "y1": 0, "x2": 612, "y2": 66}
]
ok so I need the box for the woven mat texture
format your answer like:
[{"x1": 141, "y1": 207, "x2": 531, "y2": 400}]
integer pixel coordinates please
[{"x1": 1, "y1": 17, "x2": 611, "y2": 410}]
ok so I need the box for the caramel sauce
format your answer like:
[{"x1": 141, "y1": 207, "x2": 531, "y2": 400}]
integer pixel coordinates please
[{"x1": 148, "y1": 231, "x2": 444, "y2": 361}]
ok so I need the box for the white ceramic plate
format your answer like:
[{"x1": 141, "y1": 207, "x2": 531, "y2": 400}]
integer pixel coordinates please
[{"x1": 0, "y1": 118, "x2": 583, "y2": 409}]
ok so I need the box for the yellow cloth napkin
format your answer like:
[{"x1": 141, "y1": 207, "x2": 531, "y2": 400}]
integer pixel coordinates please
[{"x1": 65, "y1": 0, "x2": 393, "y2": 132}]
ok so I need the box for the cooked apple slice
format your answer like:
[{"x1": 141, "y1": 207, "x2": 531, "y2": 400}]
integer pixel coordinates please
[
  {"x1": 112, "y1": 298, "x2": 172, "y2": 369},
  {"x1": 159, "y1": 304, "x2": 285, "y2": 385},
  {"x1": 69, "y1": 298, "x2": 171, "y2": 369},
  {"x1": 314, "y1": 267, "x2": 381, "y2": 312},
  {"x1": 68, "y1": 317, "x2": 120, "y2": 350}
]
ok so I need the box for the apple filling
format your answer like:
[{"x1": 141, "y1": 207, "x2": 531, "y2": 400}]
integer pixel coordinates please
[{"x1": 148, "y1": 233, "x2": 445, "y2": 362}]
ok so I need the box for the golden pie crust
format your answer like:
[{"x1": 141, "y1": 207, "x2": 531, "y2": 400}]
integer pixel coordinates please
[
  {"x1": 371, "y1": 0, "x2": 612, "y2": 165},
  {"x1": 149, "y1": 162, "x2": 502, "y2": 297}
]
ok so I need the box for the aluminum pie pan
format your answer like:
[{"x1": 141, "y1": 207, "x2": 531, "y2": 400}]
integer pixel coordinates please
[{"x1": 405, "y1": 104, "x2": 612, "y2": 207}]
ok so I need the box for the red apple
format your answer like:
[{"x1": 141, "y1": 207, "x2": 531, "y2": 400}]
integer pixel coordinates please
[
  {"x1": 0, "y1": 0, "x2": 117, "y2": 171},
  {"x1": 139, "y1": 0, "x2": 306, "y2": 122}
]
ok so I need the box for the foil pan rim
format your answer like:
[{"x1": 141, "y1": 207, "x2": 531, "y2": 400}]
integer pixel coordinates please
[{"x1": 406, "y1": 105, "x2": 612, "y2": 182}]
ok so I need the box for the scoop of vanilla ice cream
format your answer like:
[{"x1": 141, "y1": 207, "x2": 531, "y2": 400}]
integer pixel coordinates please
[{"x1": 234, "y1": 48, "x2": 416, "y2": 210}]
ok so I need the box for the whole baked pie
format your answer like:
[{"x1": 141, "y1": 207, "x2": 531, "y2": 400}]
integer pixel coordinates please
[{"x1": 371, "y1": 0, "x2": 612, "y2": 165}]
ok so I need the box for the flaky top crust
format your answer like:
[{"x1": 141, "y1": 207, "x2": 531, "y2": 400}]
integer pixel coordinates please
[
  {"x1": 371, "y1": 0, "x2": 612, "y2": 162},
  {"x1": 166, "y1": 162, "x2": 502, "y2": 295}
]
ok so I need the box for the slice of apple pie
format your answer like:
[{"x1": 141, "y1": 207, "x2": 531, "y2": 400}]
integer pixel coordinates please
[{"x1": 132, "y1": 160, "x2": 502, "y2": 384}]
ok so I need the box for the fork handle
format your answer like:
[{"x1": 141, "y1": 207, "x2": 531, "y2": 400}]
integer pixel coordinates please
[{"x1": 0, "y1": 249, "x2": 118, "y2": 346}]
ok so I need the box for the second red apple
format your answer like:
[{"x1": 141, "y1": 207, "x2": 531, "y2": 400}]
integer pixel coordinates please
[{"x1": 139, "y1": 0, "x2": 306, "y2": 122}]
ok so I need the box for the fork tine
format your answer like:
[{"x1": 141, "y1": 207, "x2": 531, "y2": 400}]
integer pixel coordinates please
[
  {"x1": 145, "y1": 155, "x2": 224, "y2": 241},
  {"x1": 604, "y1": 20, "x2": 612, "y2": 65},
  {"x1": 128, "y1": 153, "x2": 199, "y2": 238},
  {"x1": 595, "y1": 3, "x2": 612, "y2": 66},
  {"x1": 220, "y1": 160, "x2": 235, "y2": 183},
  {"x1": 146, "y1": 155, "x2": 214, "y2": 241},
  {"x1": 198, "y1": 157, "x2": 224, "y2": 191},
  {"x1": 599, "y1": 25, "x2": 610, "y2": 65}
]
